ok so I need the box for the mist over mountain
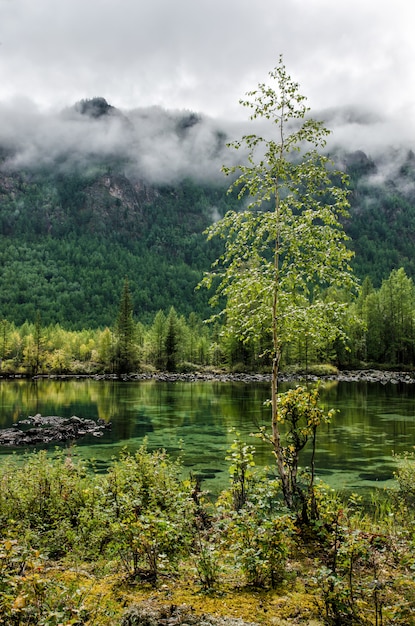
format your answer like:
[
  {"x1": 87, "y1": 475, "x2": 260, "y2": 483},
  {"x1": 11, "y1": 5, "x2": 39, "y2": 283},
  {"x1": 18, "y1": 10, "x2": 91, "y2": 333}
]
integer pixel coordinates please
[
  {"x1": 0, "y1": 97, "x2": 236, "y2": 185},
  {"x1": 1, "y1": 97, "x2": 415, "y2": 328},
  {"x1": 1, "y1": 96, "x2": 413, "y2": 183}
]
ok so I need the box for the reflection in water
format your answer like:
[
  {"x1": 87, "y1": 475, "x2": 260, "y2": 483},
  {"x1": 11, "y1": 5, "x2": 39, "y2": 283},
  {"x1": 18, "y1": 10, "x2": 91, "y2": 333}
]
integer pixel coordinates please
[{"x1": 0, "y1": 378, "x2": 414, "y2": 495}]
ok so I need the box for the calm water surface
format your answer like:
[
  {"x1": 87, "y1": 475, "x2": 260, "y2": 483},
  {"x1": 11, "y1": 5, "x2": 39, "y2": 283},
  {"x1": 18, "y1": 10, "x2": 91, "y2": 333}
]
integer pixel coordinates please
[{"x1": 0, "y1": 378, "x2": 414, "y2": 495}]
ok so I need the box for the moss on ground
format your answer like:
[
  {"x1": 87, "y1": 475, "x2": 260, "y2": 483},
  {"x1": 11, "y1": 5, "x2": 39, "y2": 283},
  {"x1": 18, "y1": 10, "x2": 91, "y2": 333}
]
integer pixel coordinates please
[{"x1": 45, "y1": 564, "x2": 325, "y2": 625}]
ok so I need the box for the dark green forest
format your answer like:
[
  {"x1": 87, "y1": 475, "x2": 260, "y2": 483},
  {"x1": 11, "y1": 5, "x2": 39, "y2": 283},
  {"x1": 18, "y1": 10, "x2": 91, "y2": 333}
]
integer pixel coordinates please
[
  {"x1": 343, "y1": 148, "x2": 415, "y2": 283},
  {"x1": 0, "y1": 171, "x2": 233, "y2": 327},
  {"x1": 1, "y1": 105, "x2": 415, "y2": 331}
]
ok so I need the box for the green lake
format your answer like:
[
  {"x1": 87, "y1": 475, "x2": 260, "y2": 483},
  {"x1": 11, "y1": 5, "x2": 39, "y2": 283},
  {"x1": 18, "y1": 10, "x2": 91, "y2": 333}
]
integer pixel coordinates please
[{"x1": 0, "y1": 378, "x2": 414, "y2": 495}]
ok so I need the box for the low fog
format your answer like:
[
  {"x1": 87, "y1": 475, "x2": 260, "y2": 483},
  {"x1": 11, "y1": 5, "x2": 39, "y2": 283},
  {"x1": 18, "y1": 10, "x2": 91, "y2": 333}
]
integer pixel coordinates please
[
  {"x1": 1, "y1": 0, "x2": 414, "y2": 187},
  {"x1": 0, "y1": 98, "x2": 236, "y2": 184},
  {"x1": 0, "y1": 95, "x2": 415, "y2": 187}
]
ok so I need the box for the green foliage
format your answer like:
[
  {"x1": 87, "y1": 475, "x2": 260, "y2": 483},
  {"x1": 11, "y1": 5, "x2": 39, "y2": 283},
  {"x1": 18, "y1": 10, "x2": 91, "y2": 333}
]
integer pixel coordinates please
[
  {"x1": 226, "y1": 504, "x2": 293, "y2": 589},
  {"x1": 359, "y1": 267, "x2": 415, "y2": 366},
  {"x1": 0, "y1": 442, "x2": 415, "y2": 622},
  {"x1": 201, "y1": 58, "x2": 357, "y2": 517},
  {"x1": 0, "y1": 309, "x2": 221, "y2": 374},
  {"x1": 0, "y1": 538, "x2": 92, "y2": 625},
  {"x1": 164, "y1": 307, "x2": 181, "y2": 372},
  {"x1": 1, "y1": 294, "x2": 400, "y2": 374},
  {"x1": 102, "y1": 445, "x2": 195, "y2": 582},
  {"x1": 0, "y1": 173, "x2": 230, "y2": 329},
  {"x1": 257, "y1": 385, "x2": 335, "y2": 518},
  {"x1": 203, "y1": 58, "x2": 356, "y2": 359},
  {"x1": 346, "y1": 149, "x2": 415, "y2": 285},
  {"x1": 394, "y1": 451, "x2": 415, "y2": 511},
  {"x1": 225, "y1": 431, "x2": 256, "y2": 511},
  {"x1": 0, "y1": 444, "x2": 196, "y2": 580},
  {"x1": 0, "y1": 233, "x2": 219, "y2": 329},
  {"x1": 114, "y1": 278, "x2": 138, "y2": 374},
  {"x1": 218, "y1": 435, "x2": 293, "y2": 589},
  {"x1": 193, "y1": 532, "x2": 222, "y2": 592},
  {"x1": 313, "y1": 503, "x2": 415, "y2": 625},
  {"x1": 0, "y1": 450, "x2": 92, "y2": 555}
]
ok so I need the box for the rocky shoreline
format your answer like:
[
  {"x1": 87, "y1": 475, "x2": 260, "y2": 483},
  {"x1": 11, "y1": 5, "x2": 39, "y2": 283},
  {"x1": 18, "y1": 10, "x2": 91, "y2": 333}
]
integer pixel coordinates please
[
  {"x1": 1, "y1": 369, "x2": 413, "y2": 447},
  {"x1": 28, "y1": 368, "x2": 415, "y2": 384}
]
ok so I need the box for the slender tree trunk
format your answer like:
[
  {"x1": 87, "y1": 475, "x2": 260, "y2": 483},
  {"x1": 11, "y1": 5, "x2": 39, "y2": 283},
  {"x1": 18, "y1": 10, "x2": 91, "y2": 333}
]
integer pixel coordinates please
[
  {"x1": 309, "y1": 424, "x2": 318, "y2": 519},
  {"x1": 271, "y1": 346, "x2": 290, "y2": 505},
  {"x1": 271, "y1": 169, "x2": 292, "y2": 508}
]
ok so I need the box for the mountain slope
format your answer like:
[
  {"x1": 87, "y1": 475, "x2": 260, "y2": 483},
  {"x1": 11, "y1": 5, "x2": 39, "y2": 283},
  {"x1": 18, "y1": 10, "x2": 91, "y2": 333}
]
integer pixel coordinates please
[
  {"x1": 342, "y1": 148, "x2": 415, "y2": 285},
  {"x1": 0, "y1": 167, "x2": 233, "y2": 327},
  {"x1": 1, "y1": 99, "x2": 415, "y2": 328}
]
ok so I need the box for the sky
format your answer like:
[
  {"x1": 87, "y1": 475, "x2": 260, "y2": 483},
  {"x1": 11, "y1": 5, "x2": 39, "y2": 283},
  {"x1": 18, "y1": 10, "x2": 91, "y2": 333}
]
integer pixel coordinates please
[{"x1": 0, "y1": 0, "x2": 415, "y2": 181}]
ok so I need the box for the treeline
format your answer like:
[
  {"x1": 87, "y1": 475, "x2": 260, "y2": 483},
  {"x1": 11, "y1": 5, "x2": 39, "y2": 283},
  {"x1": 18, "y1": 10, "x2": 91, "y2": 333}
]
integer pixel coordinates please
[
  {"x1": 2, "y1": 267, "x2": 415, "y2": 375},
  {"x1": 0, "y1": 305, "x2": 217, "y2": 376},
  {"x1": 351, "y1": 267, "x2": 415, "y2": 366}
]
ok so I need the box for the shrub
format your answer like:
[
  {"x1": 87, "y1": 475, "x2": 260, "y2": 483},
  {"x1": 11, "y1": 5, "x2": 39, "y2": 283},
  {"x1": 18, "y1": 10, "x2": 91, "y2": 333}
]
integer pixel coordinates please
[
  {"x1": 0, "y1": 538, "x2": 91, "y2": 625},
  {"x1": 101, "y1": 444, "x2": 196, "y2": 581},
  {"x1": 0, "y1": 449, "x2": 95, "y2": 555},
  {"x1": 394, "y1": 451, "x2": 415, "y2": 510},
  {"x1": 226, "y1": 504, "x2": 294, "y2": 588}
]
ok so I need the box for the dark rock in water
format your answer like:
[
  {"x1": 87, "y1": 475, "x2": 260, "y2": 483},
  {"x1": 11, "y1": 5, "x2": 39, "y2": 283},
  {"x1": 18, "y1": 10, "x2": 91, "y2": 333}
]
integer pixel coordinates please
[
  {"x1": 358, "y1": 471, "x2": 394, "y2": 482},
  {"x1": 195, "y1": 472, "x2": 217, "y2": 480},
  {"x1": 0, "y1": 413, "x2": 111, "y2": 446}
]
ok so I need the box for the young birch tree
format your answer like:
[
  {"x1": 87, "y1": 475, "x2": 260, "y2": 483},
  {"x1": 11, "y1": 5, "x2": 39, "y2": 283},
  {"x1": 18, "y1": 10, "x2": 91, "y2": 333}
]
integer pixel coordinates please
[{"x1": 201, "y1": 57, "x2": 358, "y2": 512}]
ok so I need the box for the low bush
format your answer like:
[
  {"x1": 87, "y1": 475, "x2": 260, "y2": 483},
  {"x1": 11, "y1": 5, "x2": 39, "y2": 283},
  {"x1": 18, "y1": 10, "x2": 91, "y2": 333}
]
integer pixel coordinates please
[
  {"x1": 102, "y1": 445, "x2": 196, "y2": 581},
  {"x1": 0, "y1": 444, "x2": 415, "y2": 624}
]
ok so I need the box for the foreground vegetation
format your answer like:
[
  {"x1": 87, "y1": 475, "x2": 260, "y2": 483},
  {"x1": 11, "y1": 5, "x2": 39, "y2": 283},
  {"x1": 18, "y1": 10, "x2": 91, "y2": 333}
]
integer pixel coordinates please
[{"x1": 0, "y1": 441, "x2": 414, "y2": 625}]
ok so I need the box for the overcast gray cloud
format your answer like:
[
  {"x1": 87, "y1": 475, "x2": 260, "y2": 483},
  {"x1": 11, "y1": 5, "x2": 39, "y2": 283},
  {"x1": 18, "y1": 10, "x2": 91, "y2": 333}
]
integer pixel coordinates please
[
  {"x1": 1, "y1": 0, "x2": 413, "y2": 117},
  {"x1": 0, "y1": 0, "x2": 414, "y2": 181}
]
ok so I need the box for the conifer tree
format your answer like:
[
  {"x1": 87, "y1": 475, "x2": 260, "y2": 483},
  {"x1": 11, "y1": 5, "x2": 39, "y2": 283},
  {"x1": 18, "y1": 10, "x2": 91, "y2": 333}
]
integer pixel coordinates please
[
  {"x1": 164, "y1": 307, "x2": 180, "y2": 371},
  {"x1": 114, "y1": 278, "x2": 137, "y2": 374}
]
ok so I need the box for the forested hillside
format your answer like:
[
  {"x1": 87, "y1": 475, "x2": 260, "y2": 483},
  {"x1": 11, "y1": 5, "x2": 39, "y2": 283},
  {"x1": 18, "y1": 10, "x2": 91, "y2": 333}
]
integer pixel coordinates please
[
  {"x1": 0, "y1": 168, "x2": 231, "y2": 327},
  {"x1": 1, "y1": 98, "x2": 415, "y2": 328},
  {"x1": 342, "y1": 148, "x2": 415, "y2": 284}
]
